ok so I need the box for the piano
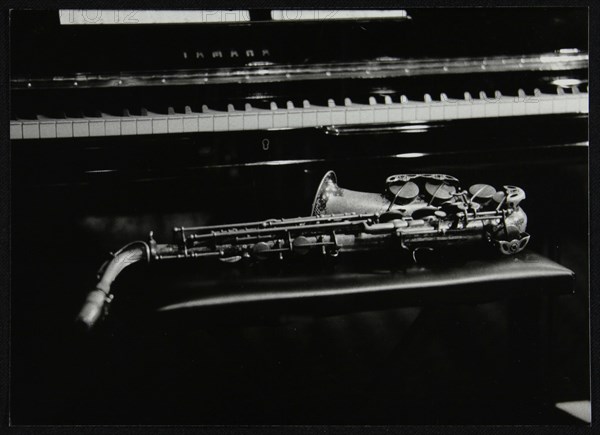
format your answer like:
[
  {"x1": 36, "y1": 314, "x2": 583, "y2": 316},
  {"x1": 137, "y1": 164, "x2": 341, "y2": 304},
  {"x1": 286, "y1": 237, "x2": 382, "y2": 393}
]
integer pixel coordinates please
[{"x1": 10, "y1": 8, "x2": 589, "y2": 425}]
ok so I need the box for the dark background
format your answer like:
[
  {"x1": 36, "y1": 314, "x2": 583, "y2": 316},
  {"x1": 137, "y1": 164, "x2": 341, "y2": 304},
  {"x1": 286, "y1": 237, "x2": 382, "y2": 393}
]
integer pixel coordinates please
[{"x1": 8, "y1": 7, "x2": 591, "y2": 425}]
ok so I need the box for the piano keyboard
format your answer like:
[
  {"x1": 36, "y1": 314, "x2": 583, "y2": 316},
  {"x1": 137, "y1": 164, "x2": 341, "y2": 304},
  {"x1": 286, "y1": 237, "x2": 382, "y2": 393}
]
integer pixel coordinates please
[{"x1": 10, "y1": 88, "x2": 588, "y2": 140}]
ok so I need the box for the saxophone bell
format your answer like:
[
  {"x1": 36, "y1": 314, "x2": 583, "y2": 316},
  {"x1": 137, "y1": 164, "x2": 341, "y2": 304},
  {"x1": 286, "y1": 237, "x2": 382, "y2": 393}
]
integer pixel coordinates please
[{"x1": 311, "y1": 170, "x2": 394, "y2": 217}]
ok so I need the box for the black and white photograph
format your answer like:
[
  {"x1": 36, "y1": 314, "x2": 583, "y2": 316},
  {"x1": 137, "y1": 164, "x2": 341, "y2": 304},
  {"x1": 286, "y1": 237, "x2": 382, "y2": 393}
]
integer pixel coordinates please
[{"x1": 5, "y1": 6, "x2": 592, "y2": 428}]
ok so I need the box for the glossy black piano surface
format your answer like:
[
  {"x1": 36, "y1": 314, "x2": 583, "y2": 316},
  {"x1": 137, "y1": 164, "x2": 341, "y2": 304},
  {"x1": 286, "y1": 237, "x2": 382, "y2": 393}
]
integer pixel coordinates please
[{"x1": 10, "y1": 8, "x2": 589, "y2": 425}]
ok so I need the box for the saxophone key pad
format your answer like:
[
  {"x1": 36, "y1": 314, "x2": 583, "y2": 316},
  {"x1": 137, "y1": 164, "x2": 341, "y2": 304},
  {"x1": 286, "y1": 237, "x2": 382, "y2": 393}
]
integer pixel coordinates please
[
  {"x1": 425, "y1": 181, "x2": 457, "y2": 202},
  {"x1": 387, "y1": 181, "x2": 419, "y2": 203},
  {"x1": 468, "y1": 183, "x2": 497, "y2": 203}
]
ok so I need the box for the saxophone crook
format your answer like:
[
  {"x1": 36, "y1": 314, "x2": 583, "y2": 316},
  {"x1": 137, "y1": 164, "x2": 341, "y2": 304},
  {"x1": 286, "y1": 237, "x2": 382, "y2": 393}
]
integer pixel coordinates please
[{"x1": 76, "y1": 241, "x2": 150, "y2": 329}]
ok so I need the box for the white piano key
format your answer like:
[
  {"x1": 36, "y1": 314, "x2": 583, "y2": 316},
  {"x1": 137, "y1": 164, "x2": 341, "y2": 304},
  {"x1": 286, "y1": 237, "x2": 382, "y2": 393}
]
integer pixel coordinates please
[
  {"x1": 316, "y1": 106, "x2": 332, "y2": 125},
  {"x1": 551, "y1": 92, "x2": 566, "y2": 114},
  {"x1": 100, "y1": 114, "x2": 121, "y2": 136},
  {"x1": 345, "y1": 104, "x2": 361, "y2": 125},
  {"x1": 471, "y1": 97, "x2": 486, "y2": 118},
  {"x1": 415, "y1": 101, "x2": 430, "y2": 121},
  {"x1": 430, "y1": 100, "x2": 444, "y2": 120},
  {"x1": 369, "y1": 96, "x2": 377, "y2": 106},
  {"x1": 198, "y1": 114, "x2": 214, "y2": 132},
  {"x1": 214, "y1": 114, "x2": 229, "y2": 131},
  {"x1": 384, "y1": 96, "x2": 393, "y2": 105},
  {"x1": 56, "y1": 120, "x2": 73, "y2": 138},
  {"x1": 327, "y1": 99, "x2": 336, "y2": 108},
  {"x1": 121, "y1": 118, "x2": 137, "y2": 135},
  {"x1": 10, "y1": 121, "x2": 23, "y2": 140},
  {"x1": 272, "y1": 112, "x2": 288, "y2": 128},
  {"x1": 373, "y1": 105, "x2": 389, "y2": 123},
  {"x1": 151, "y1": 117, "x2": 168, "y2": 134},
  {"x1": 484, "y1": 100, "x2": 500, "y2": 117},
  {"x1": 483, "y1": 93, "x2": 500, "y2": 118},
  {"x1": 287, "y1": 102, "x2": 302, "y2": 127},
  {"x1": 167, "y1": 116, "x2": 184, "y2": 133},
  {"x1": 39, "y1": 121, "x2": 57, "y2": 138},
  {"x1": 387, "y1": 104, "x2": 402, "y2": 122},
  {"x1": 580, "y1": 93, "x2": 589, "y2": 113},
  {"x1": 273, "y1": 109, "x2": 288, "y2": 128},
  {"x1": 457, "y1": 99, "x2": 473, "y2": 119},
  {"x1": 89, "y1": 120, "x2": 106, "y2": 136},
  {"x1": 359, "y1": 106, "x2": 375, "y2": 124},
  {"x1": 497, "y1": 97, "x2": 513, "y2": 117},
  {"x1": 73, "y1": 120, "x2": 90, "y2": 137},
  {"x1": 565, "y1": 94, "x2": 581, "y2": 113},
  {"x1": 243, "y1": 111, "x2": 259, "y2": 130},
  {"x1": 525, "y1": 94, "x2": 541, "y2": 115},
  {"x1": 537, "y1": 92, "x2": 554, "y2": 115},
  {"x1": 22, "y1": 121, "x2": 40, "y2": 139},
  {"x1": 270, "y1": 102, "x2": 278, "y2": 110},
  {"x1": 302, "y1": 107, "x2": 317, "y2": 127},
  {"x1": 441, "y1": 94, "x2": 458, "y2": 119},
  {"x1": 288, "y1": 109, "x2": 303, "y2": 127},
  {"x1": 403, "y1": 102, "x2": 418, "y2": 122},
  {"x1": 137, "y1": 118, "x2": 153, "y2": 134},
  {"x1": 181, "y1": 111, "x2": 199, "y2": 132},
  {"x1": 228, "y1": 112, "x2": 244, "y2": 131},
  {"x1": 258, "y1": 111, "x2": 274, "y2": 129},
  {"x1": 512, "y1": 99, "x2": 526, "y2": 117},
  {"x1": 443, "y1": 103, "x2": 458, "y2": 120},
  {"x1": 331, "y1": 106, "x2": 346, "y2": 124}
]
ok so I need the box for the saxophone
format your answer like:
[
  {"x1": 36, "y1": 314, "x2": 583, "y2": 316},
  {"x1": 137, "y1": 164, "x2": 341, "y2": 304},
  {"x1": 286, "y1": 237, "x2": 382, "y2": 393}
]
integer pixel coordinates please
[{"x1": 76, "y1": 171, "x2": 530, "y2": 329}]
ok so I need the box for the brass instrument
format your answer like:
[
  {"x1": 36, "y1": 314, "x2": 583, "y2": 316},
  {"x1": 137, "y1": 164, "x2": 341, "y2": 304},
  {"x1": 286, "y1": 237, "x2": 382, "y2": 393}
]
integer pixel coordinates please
[{"x1": 76, "y1": 171, "x2": 530, "y2": 329}]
